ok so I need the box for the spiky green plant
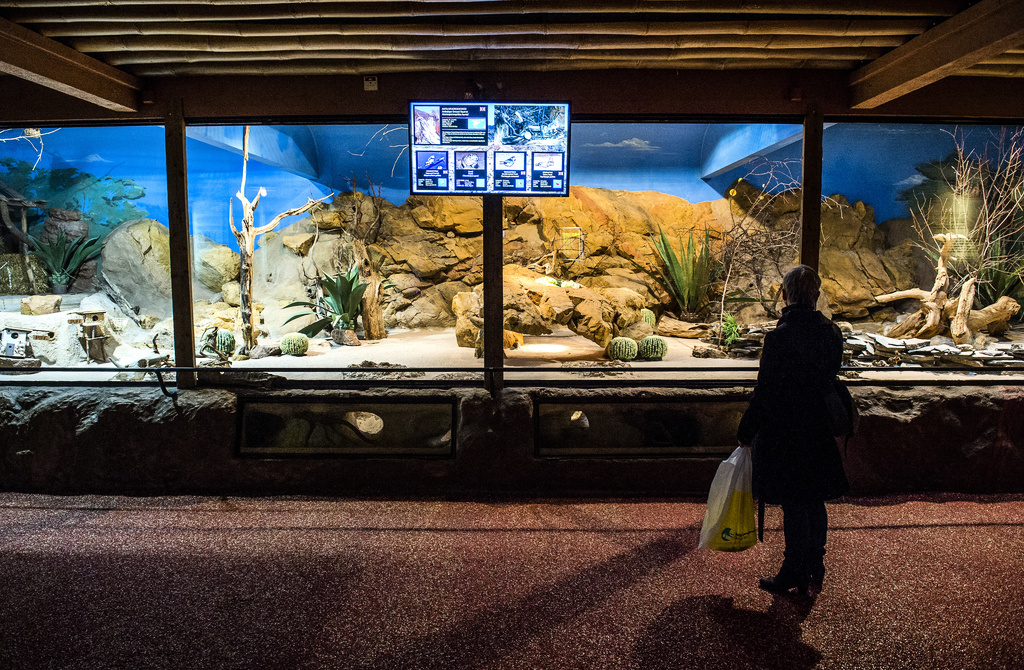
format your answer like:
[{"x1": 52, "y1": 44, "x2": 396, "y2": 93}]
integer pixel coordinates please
[
  {"x1": 283, "y1": 265, "x2": 369, "y2": 337},
  {"x1": 721, "y1": 313, "x2": 741, "y2": 348},
  {"x1": 28, "y1": 231, "x2": 101, "y2": 288},
  {"x1": 647, "y1": 225, "x2": 716, "y2": 317}
]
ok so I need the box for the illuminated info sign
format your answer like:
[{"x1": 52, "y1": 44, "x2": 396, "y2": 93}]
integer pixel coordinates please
[{"x1": 409, "y1": 102, "x2": 570, "y2": 197}]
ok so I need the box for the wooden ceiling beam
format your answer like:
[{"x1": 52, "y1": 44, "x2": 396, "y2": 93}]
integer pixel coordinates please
[
  {"x1": 68, "y1": 33, "x2": 908, "y2": 53},
  {"x1": 848, "y1": 0, "x2": 1024, "y2": 108},
  {"x1": 2, "y1": 0, "x2": 962, "y2": 23},
  {"x1": 125, "y1": 59, "x2": 865, "y2": 77},
  {"x1": 0, "y1": 16, "x2": 140, "y2": 111},
  {"x1": 35, "y1": 19, "x2": 933, "y2": 39},
  {"x1": 104, "y1": 47, "x2": 884, "y2": 66}
]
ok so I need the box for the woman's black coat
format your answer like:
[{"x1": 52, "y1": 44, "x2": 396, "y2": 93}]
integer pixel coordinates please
[{"x1": 737, "y1": 304, "x2": 850, "y2": 504}]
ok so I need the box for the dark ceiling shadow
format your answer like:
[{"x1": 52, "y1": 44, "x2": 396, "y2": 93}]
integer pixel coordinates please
[
  {"x1": 633, "y1": 594, "x2": 820, "y2": 670},
  {"x1": 356, "y1": 528, "x2": 698, "y2": 670}
]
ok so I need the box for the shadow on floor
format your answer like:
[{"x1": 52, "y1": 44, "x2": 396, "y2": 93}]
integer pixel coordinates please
[
  {"x1": 356, "y1": 529, "x2": 698, "y2": 670},
  {"x1": 633, "y1": 593, "x2": 819, "y2": 670}
]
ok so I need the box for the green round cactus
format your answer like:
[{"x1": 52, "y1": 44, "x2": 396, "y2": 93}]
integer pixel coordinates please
[
  {"x1": 640, "y1": 308, "x2": 657, "y2": 328},
  {"x1": 638, "y1": 335, "x2": 668, "y2": 361},
  {"x1": 215, "y1": 328, "x2": 236, "y2": 355},
  {"x1": 280, "y1": 332, "x2": 309, "y2": 356},
  {"x1": 607, "y1": 336, "x2": 638, "y2": 361}
]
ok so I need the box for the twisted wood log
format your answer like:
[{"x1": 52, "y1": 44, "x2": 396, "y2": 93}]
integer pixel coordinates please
[
  {"x1": 876, "y1": 233, "x2": 1021, "y2": 341},
  {"x1": 876, "y1": 233, "x2": 960, "y2": 339}
]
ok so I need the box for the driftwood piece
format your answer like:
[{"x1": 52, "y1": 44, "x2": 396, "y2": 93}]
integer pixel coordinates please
[
  {"x1": 876, "y1": 233, "x2": 960, "y2": 340},
  {"x1": 100, "y1": 271, "x2": 145, "y2": 326},
  {"x1": 877, "y1": 232, "x2": 1021, "y2": 341},
  {"x1": 656, "y1": 316, "x2": 712, "y2": 339},
  {"x1": 942, "y1": 295, "x2": 1021, "y2": 337},
  {"x1": 950, "y1": 276, "x2": 976, "y2": 345}
]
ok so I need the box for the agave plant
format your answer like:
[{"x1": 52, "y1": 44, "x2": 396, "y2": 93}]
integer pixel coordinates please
[
  {"x1": 283, "y1": 266, "x2": 369, "y2": 337},
  {"x1": 29, "y1": 231, "x2": 102, "y2": 289},
  {"x1": 644, "y1": 225, "x2": 716, "y2": 317}
]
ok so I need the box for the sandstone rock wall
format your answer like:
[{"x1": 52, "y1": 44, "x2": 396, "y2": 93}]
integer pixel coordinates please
[{"x1": 120, "y1": 184, "x2": 932, "y2": 338}]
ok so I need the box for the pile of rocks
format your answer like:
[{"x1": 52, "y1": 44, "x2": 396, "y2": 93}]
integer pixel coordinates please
[
  {"x1": 844, "y1": 331, "x2": 1024, "y2": 369},
  {"x1": 686, "y1": 319, "x2": 1024, "y2": 370},
  {"x1": 690, "y1": 323, "x2": 774, "y2": 360}
]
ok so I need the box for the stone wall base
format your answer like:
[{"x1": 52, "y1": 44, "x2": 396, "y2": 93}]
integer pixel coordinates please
[{"x1": 1, "y1": 385, "x2": 1021, "y2": 496}]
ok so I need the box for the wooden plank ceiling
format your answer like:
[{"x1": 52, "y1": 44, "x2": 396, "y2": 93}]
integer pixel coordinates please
[{"x1": 1, "y1": 0, "x2": 1023, "y2": 112}]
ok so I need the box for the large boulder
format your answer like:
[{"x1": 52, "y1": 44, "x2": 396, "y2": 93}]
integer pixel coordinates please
[
  {"x1": 100, "y1": 219, "x2": 173, "y2": 316},
  {"x1": 452, "y1": 290, "x2": 482, "y2": 347},
  {"x1": 0, "y1": 311, "x2": 87, "y2": 367},
  {"x1": 192, "y1": 235, "x2": 240, "y2": 293},
  {"x1": 817, "y1": 196, "x2": 920, "y2": 318},
  {"x1": 410, "y1": 196, "x2": 483, "y2": 234}
]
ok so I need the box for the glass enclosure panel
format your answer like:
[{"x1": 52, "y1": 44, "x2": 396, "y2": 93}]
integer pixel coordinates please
[
  {"x1": 186, "y1": 124, "x2": 483, "y2": 374},
  {"x1": 501, "y1": 122, "x2": 802, "y2": 380},
  {"x1": 821, "y1": 123, "x2": 1024, "y2": 373},
  {"x1": 0, "y1": 126, "x2": 171, "y2": 376}
]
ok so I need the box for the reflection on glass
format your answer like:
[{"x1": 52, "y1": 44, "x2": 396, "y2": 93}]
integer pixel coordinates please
[
  {"x1": 501, "y1": 122, "x2": 803, "y2": 375},
  {"x1": 0, "y1": 126, "x2": 172, "y2": 374},
  {"x1": 821, "y1": 123, "x2": 1023, "y2": 369}
]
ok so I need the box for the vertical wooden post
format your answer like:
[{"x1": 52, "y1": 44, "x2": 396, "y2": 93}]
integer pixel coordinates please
[
  {"x1": 482, "y1": 194, "x2": 504, "y2": 395},
  {"x1": 799, "y1": 102, "x2": 824, "y2": 272},
  {"x1": 164, "y1": 98, "x2": 196, "y2": 389}
]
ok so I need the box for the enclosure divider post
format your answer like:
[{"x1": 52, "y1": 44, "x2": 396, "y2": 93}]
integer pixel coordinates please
[
  {"x1": 164, "y1": 98, "x2": 196, "y2": 389},
  {"x1": 482, "y1": 194, "x2": 504, "y2": 395},
  {"x1": 799, "y1": 102, "x2": 824, "y2": 272}
]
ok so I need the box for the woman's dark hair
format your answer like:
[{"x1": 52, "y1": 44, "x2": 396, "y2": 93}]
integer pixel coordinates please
[{"x1": 782, "y1": 265, "x2": 821, "y2": 307}]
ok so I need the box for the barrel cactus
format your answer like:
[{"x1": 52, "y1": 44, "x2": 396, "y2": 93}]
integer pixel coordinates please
[
  {"x1": 215, "y1": 328, "x2": 236, "y2": 356},
  {"x1": 607, "y1": 336, "x2": 638, "y2": 361},
  {"x1": 280, "y1": 332, "x2": 309, "y2": 356},
  {"x1": 640, "y1": 308, "x2": 656, "y2": 328},
  {"x1": 638, "y1": 335, "x2": 668, "y2": 361}
]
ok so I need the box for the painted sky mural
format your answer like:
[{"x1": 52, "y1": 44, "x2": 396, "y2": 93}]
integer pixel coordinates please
[{"x1": 1, "y1": 121, "x2": 1011, "y2": 251}]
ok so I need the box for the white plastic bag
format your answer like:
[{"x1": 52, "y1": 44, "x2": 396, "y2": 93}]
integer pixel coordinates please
[{"x1": 698, "y1": 446, "x2": 757, "y2": 552}]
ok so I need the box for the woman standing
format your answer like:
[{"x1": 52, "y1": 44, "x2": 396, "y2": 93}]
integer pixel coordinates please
[{"x1": 738, "y1": 264, "x2": 849, "y2": 595}]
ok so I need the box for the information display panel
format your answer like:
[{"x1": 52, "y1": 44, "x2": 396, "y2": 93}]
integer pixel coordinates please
[{"x1": 410, "y1": 101, "x2": 570, "y2": 197}]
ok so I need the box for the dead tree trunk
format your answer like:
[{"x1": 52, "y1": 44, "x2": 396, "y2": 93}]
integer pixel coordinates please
[{"x1": 230, "y1": 126, "x2": 331, "y2": 352}]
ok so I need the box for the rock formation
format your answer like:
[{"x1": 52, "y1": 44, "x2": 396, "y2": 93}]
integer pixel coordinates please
[
  {"x1": 244, "y1": 184, "x2": 929, "y2": 338},
  {"x1": 100, "y1": 218, "x2": 174, "y2": 316}
]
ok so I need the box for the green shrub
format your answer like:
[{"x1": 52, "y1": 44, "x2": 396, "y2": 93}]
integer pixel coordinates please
[
  {"x1": 721, "y1": 313, "x2": 740, "y2": 347},
  {"x1": 607, "y1": 337, "x2": 638, "y2": 361},
  {"x1": 637, "y1": 336, "x2": 668, "y2": 361},
  {"x1": 280, "y1": 332, "x2": 309, "y2": 356}
]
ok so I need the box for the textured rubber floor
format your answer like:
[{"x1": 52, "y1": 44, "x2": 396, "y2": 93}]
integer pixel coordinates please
[{"x1": 1, "y1": 493, "x2": 1021, "y2": 669}]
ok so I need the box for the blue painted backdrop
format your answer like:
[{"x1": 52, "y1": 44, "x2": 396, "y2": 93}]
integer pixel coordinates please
[{"x1": 2, "y1": 122, "x2": 1015, "y2": 251}]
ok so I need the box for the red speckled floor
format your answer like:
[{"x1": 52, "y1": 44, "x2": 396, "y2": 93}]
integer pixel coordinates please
[{"x1": 1, "y1": 493, "x2": 1022, "y2": 669}]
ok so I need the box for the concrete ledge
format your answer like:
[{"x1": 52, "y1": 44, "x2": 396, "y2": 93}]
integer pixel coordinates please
[{"x1": 1, "y1": 384, "x2": 1022, "y2": 496}]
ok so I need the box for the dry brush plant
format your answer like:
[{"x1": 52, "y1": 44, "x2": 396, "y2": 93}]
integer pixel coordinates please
[
  {"x1": 718, "y1": 158, "x2": 804, "y2": 323},
  {"x1": 877, "y1": 127, "x2": 1024, "y2": 342}
]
